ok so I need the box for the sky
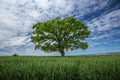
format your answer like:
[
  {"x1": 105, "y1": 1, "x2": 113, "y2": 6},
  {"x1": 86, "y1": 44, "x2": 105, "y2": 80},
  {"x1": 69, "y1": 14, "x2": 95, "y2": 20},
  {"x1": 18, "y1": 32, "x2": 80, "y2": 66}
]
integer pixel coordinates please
[{"x1": 0, "y1": 0, "x2": 120, "y2": 56}]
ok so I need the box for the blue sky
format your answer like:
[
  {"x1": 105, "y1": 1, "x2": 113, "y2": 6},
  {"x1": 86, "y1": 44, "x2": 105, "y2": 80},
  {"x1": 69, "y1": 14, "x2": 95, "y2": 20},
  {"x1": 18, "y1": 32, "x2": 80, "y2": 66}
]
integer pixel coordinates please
[{"x1": 0, "y1": 0, "x2": 120, "y2": 56}]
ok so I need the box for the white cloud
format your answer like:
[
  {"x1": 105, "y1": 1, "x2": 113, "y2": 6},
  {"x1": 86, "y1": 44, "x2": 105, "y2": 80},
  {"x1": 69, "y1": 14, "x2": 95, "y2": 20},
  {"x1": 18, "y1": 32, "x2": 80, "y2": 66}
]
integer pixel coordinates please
[
  {"x1": 8, "y1": 36, "x2": 30, "y2": 46},
  {"x1": 73, "y1": 0, "x2": 109, "y2": 18},
  {"x1": 28, "y1": 10, "x2": 40, "y2": 19},
  {"x1": 34, "y1": 0, "x2": 51, "y2": 10},
  {"x1": 87, "y1": 9, "x2": 120, "y2": 32},
  {"x1": 91, "y1": 33, "x2": 110, "y2": 40},
  {"x1": 0, "y1": 10, "x2": 21, "y2": 28}
]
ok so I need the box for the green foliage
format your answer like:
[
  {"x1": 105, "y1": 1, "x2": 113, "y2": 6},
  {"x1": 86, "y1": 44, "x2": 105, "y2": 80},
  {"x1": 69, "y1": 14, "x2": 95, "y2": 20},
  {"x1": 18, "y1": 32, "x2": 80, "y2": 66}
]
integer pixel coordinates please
[
  {"x1": 12, "y1": 53, "x2": 19, "y2": 56},
  {"x1": 31, "y1": 17, "x2": 90, "y2": 56},
  {"x1": 0, "y1": 56, "x2": 120, "y2": 80}
]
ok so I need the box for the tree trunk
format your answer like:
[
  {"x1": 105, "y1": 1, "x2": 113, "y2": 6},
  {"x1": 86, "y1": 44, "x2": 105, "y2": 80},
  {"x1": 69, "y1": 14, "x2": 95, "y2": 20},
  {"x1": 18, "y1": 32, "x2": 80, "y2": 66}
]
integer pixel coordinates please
[{"x1": 60, "y1": 50, "x2": 65, "y2": 57}]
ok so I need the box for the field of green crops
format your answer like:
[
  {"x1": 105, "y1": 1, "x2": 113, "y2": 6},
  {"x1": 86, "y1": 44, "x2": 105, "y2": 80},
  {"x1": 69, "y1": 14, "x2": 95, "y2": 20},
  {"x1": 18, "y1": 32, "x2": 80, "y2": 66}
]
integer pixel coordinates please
[{"x1": 0, "y1": 55, "x2": 120, "y2": 80}]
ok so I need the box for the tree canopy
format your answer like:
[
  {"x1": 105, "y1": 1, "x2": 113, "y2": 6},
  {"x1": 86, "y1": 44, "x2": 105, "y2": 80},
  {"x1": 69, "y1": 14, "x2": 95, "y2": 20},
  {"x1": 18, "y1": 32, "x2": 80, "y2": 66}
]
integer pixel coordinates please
[{"x1": 31, "y1": 17, "x2": 90, "y2": 56}]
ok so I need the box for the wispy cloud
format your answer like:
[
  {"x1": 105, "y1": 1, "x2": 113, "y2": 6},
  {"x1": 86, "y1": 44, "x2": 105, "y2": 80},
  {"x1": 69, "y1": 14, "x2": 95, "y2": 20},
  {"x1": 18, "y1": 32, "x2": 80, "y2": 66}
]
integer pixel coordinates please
[{"x1": 87, "y1": 9, "x2": 120, "y2": 32}]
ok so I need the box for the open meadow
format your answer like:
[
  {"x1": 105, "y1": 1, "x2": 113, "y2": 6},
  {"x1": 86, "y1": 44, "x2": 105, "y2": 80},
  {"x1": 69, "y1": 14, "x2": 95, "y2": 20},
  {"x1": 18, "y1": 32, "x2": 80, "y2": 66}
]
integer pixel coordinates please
[{"x1": 0, "y1": 55, "x2": 120, "y2": 80}]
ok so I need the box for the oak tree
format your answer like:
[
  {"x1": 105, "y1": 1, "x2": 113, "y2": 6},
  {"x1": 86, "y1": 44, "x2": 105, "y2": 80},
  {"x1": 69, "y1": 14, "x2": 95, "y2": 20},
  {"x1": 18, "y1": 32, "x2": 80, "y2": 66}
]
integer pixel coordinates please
[{"x1": 31, "y1": 17, "x2": 90, "y2": 56}]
